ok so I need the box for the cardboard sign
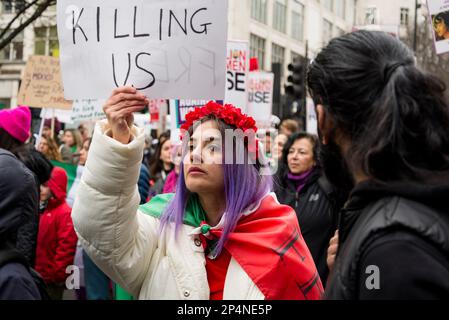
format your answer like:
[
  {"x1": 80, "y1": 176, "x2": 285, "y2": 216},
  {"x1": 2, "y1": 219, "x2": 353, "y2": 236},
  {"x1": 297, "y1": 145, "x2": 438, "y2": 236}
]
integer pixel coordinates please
[
  {"x1": 57, "y1": 0, "x2": 229, "y2": 100},
  {"x1": 246, "y1": 72, "x2": 274, "y2": 124},
  {"x1": 427, "y1": 0, "x2": 449, "y2": 55},
  {"x1": 17, "y1": 55, "x2": 72, "y2": 109},
  {"x1": 71, "y1": 99, "x2": 106, "y2": 122},
  {"x1": 225, "y1": 40, "x2": 249, "y2": 111}
]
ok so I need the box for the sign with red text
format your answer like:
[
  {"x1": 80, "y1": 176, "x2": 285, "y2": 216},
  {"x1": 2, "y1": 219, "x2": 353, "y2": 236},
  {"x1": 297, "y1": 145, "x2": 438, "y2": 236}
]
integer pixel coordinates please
[
  {"x1": 225, "y1": 40, "x2": 249, "y2": 112},
  {"x1": 17, "y1": 55, "x2": 73, "y2": 110},
  {"x1": 427, "y1": 0, "x2": 449, "y2": 54},
  {"x1": 57, "y1": 0, "x2": 229, "y2": 100},
  {"x1": 247, "y1": 72, "x2": 274, "y2": 124}
]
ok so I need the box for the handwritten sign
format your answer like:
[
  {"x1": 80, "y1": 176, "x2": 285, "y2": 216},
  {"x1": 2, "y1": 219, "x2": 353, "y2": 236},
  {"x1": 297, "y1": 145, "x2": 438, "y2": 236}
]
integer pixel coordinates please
[
  {"x1": 71, "y1": 99, "x2": 106, "y2": 122},
  {"x1": 225, "y1": 41, "x2": 249, "y2": 112},
  {"x1": 427, "y1": 0, "x2": 449, "y2": 55},
  {"x1": 17, "y1": 55, "x2": 72, "y2": 110},
  {"x1": 57, "y1": 0, "x2": 229, "y2": 100},
  {"x1": 247, "y1": 72, "x2": 274, "y2": 124}
]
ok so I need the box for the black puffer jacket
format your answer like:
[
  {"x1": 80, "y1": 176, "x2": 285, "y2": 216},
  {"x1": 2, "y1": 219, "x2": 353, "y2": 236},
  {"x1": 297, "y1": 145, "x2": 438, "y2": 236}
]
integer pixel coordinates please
[
  {"x1": 275, "y1": 168, "x2": 342, "y2": 284},
  {"x1": 325, "y1": 180, "x2": 449, "y2": 300},
  {"x1": 14, "y1": 147, "x2": 53, "y2": 267},
  {"x1": 0, "y1": 149, "x2": 41, "y2": 300}
]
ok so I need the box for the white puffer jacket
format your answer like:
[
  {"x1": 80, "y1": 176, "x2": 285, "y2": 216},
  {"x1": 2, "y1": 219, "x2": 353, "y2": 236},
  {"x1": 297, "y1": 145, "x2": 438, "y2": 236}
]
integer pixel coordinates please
[{"x1": 71, "y1": 121, "x2": 265, "y2": 300}]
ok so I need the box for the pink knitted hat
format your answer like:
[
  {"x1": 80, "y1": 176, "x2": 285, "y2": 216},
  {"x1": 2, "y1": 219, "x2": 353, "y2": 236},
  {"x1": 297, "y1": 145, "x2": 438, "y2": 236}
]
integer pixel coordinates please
[{"x1": 0, "y1": 106, "x2": 31, "y2": 143}]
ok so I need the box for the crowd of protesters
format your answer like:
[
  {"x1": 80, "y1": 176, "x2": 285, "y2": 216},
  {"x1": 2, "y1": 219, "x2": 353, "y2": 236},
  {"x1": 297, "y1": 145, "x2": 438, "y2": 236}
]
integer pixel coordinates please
[{"x1": 1, "y1": 30, "x2": 449, "y2": 300}]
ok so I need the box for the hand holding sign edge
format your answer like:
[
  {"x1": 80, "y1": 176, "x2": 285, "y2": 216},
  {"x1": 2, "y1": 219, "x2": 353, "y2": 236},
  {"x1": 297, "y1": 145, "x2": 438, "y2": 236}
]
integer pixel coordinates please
[{"x1": 103, "y1": 86, "x2": 149, "y2": 144}]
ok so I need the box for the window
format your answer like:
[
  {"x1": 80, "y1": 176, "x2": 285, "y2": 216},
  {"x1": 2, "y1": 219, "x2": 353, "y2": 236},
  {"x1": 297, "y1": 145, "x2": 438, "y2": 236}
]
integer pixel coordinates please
[
  {"x1": 250, "y1": 34, "x2": 266, "y2": 70},
  {"x1": 400, "y1": 8, "x2": 409, "y2": 26},
  {"x1": 365, "y1": 7, "x2": 377, "y2": 25},
  {"x1": 34, "y1": 26, "x2": 59, "y2": 56},
  {"x1": 0, "y1": 29, "x2": 23, "y2": 61},
  {"x1": 291, "y1": 51, "x2": 302, "y2": 63},
  {"x1": 251, "y1": 0, "x2": 267, "y2": 24},
  {"x1": 291, "y1": 5, "x2": 305, "y2": 41},
  {"x1": 273, "y1": 1, "x2": 287, "y2": 33},
  {"x1": 2, "y1": 0, "x2": 25, "y2": 14},
  {"x1": 334, "y1": 0, "x2": 345, "y2": 19},
  {"x1": 272, "y1": 43, "x2": 285, "y2": 74},
  {"x1": 323, "y1": 19, "x2": 333, "y2": 44}
]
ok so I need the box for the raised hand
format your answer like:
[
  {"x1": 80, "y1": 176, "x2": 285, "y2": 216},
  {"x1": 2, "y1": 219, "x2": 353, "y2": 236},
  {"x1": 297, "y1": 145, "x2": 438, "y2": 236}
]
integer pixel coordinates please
[{"x1": 103, "y1": 87, "x2": 149, "y2": 144}]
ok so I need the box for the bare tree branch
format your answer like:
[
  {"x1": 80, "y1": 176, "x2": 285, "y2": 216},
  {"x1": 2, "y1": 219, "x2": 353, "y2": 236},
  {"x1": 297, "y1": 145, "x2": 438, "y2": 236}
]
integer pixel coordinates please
[
  {"x1": 0, "y1": 0, "x2": 40, "y2": 40},
  {"x1": 0, "y1": 0, "x2": 56, "y2": 52}
]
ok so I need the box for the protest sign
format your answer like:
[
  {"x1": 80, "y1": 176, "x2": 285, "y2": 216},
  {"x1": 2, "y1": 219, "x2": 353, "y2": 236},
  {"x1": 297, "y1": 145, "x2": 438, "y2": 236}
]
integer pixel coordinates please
[
  {"x1": 225, "y1": 40, "x2": 249, "y2": 111},
  {"x1": 247, "y1": 72, "x2": 274, "y2": 125},
  {"x1": 17, "y1": 55, "x2": 72, "y2": 109},
  {"x1": 57, "y1": 0, "x2": 229, "y2": 100},
  {"x1": 427, "y1": 0, "x2": 449, "y2": 55},
  {"x1": 169, "y1": 99, "x2": 223, "y2": 142},
  {"x1": 71, "y1": 99, "x2": 106, "y2": 122},
  {"x1": 148, "y1": 99, "x2": 167, "y2": 123},
  {"x1": 40, "y1": 108, "x2": 74, "y2": 124},
  {"x1": 306, "y1": 98, "x2": 318, "y2": 135}
]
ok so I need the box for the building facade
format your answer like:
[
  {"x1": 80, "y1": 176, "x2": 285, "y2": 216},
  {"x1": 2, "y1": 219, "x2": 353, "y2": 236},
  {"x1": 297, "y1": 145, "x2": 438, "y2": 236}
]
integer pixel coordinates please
[
  {"x1": 229, "y1": 0, "x2": 356, "y2": 82},
  {"x1": 354, "y1": 0, "x2": 420, "y2": 39},
  {"x1": 0, "y1": 1, "x2": 57, "y2": 109}
]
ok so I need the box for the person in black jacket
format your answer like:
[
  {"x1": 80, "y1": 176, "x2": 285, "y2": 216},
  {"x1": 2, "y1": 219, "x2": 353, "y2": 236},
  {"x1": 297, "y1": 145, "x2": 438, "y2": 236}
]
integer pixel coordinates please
[
  {"x1": 274, "y1": 132, "x2": 343, "y2": 284},
  {"x1": 307, "y1": 30, "x2": 449, "y2": 299},
  {"x1": 0, "y1": 149, "x2": 42, "y2": 300}
]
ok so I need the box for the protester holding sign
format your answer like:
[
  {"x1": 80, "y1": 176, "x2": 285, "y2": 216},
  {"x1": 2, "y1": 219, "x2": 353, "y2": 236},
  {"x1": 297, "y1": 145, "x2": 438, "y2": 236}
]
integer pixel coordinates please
[{"x1": 72, "y1": 87, "x2": 323, "y2": 300}]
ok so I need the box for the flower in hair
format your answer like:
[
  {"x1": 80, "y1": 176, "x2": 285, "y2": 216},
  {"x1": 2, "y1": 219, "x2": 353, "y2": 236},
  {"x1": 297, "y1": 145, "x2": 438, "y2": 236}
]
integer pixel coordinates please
[
  {"x1": 180, "y1": 101, "x2": 260, "y2": 162},
  {"x1": 180, "y1": 101, "x2": 258, "y2": 135}
]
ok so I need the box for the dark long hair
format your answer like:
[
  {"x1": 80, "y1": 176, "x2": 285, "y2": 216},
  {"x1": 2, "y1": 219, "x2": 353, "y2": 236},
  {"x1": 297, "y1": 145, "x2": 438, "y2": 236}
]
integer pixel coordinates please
[
  {"x1": 148, "y1": 132, "x2": 172, "y2": 178},
  {"x1": 307, "y1": 30, "x2": 449, "y2": 184}
]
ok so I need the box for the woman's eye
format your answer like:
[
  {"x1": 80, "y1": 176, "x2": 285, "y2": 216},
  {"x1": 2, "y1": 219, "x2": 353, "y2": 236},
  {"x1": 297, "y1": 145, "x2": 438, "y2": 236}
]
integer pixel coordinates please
[{"x1": 208, "y1": 144, "x2": 220, "y2": 152}]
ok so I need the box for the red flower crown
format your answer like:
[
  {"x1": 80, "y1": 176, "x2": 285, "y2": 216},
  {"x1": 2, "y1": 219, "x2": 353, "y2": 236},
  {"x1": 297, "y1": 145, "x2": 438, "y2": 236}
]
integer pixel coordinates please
[
  {"x1": 180, "y1": 101, "x2": 258, "y2": 135},
  {"x1": 180, "y1": 101, "x2": 260, "y2": 161}
]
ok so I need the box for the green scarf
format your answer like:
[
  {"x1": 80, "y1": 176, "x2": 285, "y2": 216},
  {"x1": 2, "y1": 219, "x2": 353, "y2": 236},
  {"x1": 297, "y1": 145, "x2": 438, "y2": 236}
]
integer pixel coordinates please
[
  {"x1": 139, "y1": 193, "x2": 212, "y2": 235},
  {"x1": 116, "y1": 193, "x2": 211, "y2": 301}
]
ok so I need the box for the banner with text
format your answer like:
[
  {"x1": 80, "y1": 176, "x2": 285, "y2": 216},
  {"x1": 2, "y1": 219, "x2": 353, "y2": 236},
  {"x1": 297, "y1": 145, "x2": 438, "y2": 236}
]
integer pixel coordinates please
[
  {"x1": 247, "y1": 72, "x2": 274, "y2": 125},
  {"x1": 57, "y1": 0, "x2": 228, "y2": 100},
  {"x1": 225, "y1": 40, "x2": 249, "y2": 112},
  {"x1": 71, "y1": 99, "x2": 106, "y2": 122},
  {"x1": 427, "y1": 0, "x2": 449, "y2": 55},
  {"x1": 17, "y1": 55, "x2": 73, "y2": 109}
]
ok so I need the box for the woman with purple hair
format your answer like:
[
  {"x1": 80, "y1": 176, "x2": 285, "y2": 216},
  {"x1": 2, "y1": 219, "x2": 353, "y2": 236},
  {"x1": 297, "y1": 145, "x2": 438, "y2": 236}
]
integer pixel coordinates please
[{"x1": 72, "y1": 86, "x2": 323, "y2": 300}]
